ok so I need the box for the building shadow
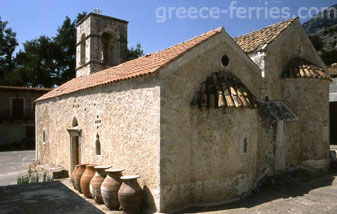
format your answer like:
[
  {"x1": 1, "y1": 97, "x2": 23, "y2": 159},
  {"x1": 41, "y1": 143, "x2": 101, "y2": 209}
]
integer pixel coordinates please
[
  {"x1": 0, "y1": 181, "x2": 104, "y2": 214},
  {"x1": 182, "y1": 169, "x2": 337, "y2": 213}
]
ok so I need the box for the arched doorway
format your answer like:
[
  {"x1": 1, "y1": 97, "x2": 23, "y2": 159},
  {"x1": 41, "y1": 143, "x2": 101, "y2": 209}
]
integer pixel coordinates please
[{"x1": 67, "y1": 117, "x2": 82, "y2": 174}]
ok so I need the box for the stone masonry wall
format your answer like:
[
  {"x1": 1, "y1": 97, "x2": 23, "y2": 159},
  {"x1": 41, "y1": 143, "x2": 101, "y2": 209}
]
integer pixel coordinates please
[
  {"x1": 159, "y1": 32, "x2": 262, "y2": 212},
  {"x1": 265, "y1": 21, "x2": 327, "y2": 101},
  {"x1": 254, "y1": 21, "x2": 330, "y2": 173},
  {"x1": 35, "y1": 75, "x2": 160, "y2": 210},
  {"x1": 283, "y1": 79, "x2": 330, "y2": 169}
]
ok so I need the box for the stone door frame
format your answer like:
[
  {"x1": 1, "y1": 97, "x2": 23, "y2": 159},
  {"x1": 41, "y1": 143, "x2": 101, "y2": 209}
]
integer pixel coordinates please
[{"x1": 67, "y1": 127, "x2": 82, "y2": 174}]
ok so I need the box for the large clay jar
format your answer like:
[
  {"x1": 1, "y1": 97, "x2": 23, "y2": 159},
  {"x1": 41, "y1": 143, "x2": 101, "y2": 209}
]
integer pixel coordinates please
[
  {"x1": 73, "y1": 164, "x2": 87, "y2": 193},
  {"x1": 89, "y1": 165, "x2": 111, "y2": 204},
  {"x1": 80, "y1": 164, "x2": 96, "y2": 198},
  {"x1": 101, "y1": 169, "x2": 125, "y2": 210},
  {"x1": 71, "y1": 165, "x2": 79, "y2": 190},
  {"x1": 118, "y1": 175, "x2": 142, "y2": 214}
]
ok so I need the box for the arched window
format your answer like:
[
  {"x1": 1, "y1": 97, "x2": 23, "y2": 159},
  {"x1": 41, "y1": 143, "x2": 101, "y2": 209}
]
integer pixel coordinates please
[
  {"x1": 72, "y1": 117, "x2": 78, "y2": 127},
  {"x1": 95, "y1": 134, "x2": 101, "y2": 155},
  {"x1": 101, "y1": 32, "x2": 114, "y2": 65},
  {"x1": 80, "y1": 34, "x2": 86, "y2": 65}
]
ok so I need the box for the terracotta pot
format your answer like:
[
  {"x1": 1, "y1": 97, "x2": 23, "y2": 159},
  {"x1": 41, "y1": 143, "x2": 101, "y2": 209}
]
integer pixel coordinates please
[
  {"x1": 71, "y1": 165, "x2": 79, "y2": 190},
  {"x1": 101, "y1": 169, "x2": 125, "y2": 210},
  {"x1": 73, "y1": 164, "x2": 87, "y2": 193},
  {"x1": 118, "y1": 175, "x2": 142, "y2": 214},
  {"x1": 80, "y1": 164, "x2": 96, "y2": 198},
  {"x1": 90, "y1": 165, "x2": 111, "y2": 204}
]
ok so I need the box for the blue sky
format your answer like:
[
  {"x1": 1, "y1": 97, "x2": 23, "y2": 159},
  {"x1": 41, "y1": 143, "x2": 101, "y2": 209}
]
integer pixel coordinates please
[{"x1": 0, "y1": 0, "x2": 336, "y2": 54}]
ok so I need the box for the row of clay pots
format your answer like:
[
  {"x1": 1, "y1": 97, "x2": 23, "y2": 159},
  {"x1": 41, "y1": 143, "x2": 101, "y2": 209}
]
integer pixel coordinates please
[{"x1": 71, "y1": 164, "x2": 142, "y2": 214}]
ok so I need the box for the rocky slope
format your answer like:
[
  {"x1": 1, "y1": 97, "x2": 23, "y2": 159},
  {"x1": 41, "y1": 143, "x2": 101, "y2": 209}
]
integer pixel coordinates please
[
  {"x1": 302, "y1": 4, "x2": 337, "y2": 65},
  {"x1": 303, "y1": 4, "x2": 337, "y2": 35}
]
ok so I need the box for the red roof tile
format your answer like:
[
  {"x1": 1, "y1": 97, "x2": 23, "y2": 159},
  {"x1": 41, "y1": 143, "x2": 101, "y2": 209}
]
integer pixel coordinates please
[
  {"x1": 192, "y1": 71, "x2": 258, "y2": 109},
  {"x1": 36, "y1": 27, "x2": 223, "y2": 102},
  {"x1": 282, "y1": 57, "x2": 331, "y2": 80},
  {"x1": 234, "y1": 18, "x2": 298, "y2": 53}
]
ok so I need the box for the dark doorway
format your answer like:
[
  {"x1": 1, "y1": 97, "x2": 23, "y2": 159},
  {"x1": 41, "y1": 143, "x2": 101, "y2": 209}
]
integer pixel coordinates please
[
  {"x1": 72, "y1": 136, "x2": 80, "y2": 168},
  {"x1": 330, "y1": 102, "x2": 337, "y2": 144}
]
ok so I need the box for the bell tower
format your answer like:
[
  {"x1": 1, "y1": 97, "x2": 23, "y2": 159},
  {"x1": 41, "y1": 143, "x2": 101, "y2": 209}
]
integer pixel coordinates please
[{"x1": 75, "y1": 13, "x2": 128, "y2": 77}]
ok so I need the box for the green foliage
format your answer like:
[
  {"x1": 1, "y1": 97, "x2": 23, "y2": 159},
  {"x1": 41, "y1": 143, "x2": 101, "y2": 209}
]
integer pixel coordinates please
[
  {"x1": 76, "y1": 12, "x2": 88, "y2": 25},
  {"x1": 53, "y1": 16, "x2": 77, "y2": 85},
  {"x1": 322, "y1": 25, "x2": 337, "y2": 36},
  {"x1": 14, "y1": 35, "x2": 61, "y2": 87},
  {"x1": 0, "y1": 17, "x2": 18, "y2": 85},
  {"x1": 321, "y1": 49, "x2": 337, "y2": 65},
  {"x1": 127, "y1": 43, "x2": 144, "y2": 61}
]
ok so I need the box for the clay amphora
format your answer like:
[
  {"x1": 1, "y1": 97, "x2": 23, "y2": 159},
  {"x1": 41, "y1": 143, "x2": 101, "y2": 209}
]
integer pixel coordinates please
[
  {"x1": 101, "y1": 169, "x2": 124, "y2": 210},
  {"x1": 118, "y1": 175, "x2": 142, "y2": 214},
  {"x1": 90, "y1": 165, "x2": 111, "y2": 204},
  {"x1": 80, "y1": 164, "x2": 96, "y2": 198},
  {"x1": 73, "y1": 164, "x2": 87, "y2": 193},
  {"x1": 71, "y1": 165, "x2": 79, "y2": 190}
]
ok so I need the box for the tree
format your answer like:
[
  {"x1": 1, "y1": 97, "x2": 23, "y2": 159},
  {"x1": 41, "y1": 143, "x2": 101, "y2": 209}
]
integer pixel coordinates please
[
  {"x1": 321, "y1": 49, "x2": 337, "y2": 66},
  {"x1": 309, "y1": 35, "x2": 323, "y2": 52},
  {"x1": 54, "y1": 12, "x2": 87, "y2": 85},
  {"x1": 14, "y1": 36, "x2": 60, "y2": 87},
  {"x1": 0, "y1": 17, "x2": 18, "y2": 85},
  {"x1": 127, "y1": 43, "x2": 144, "y2": 61},
  {"x1": 76, "y1": 12, "x2": 87, "y2": 25},
  {"x1": 10, "y1": 12, "x2": 87, "y2": 88},
  {"x1": 53, "y1": 16, "x2": 76, "y2": 85}
]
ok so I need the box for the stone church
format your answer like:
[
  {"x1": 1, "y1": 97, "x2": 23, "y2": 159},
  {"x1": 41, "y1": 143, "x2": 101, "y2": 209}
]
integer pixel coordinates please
[{"x1": 35, "y1": 13, "x2": 331, "y2": 212}]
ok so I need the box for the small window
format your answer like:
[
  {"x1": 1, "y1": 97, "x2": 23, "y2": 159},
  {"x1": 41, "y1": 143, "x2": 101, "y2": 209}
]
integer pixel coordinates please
[
  {"x1": 243, "y1": 138, "x2": 248, "y2": 153},
  {"x1": 95, "y1": 134, "x2": 101, "y2": 155},
  {"x1": 42, "y1": 129, "x2": 46, "y2": 145},
  {"x1": 221, "y1": 55, "x2": 230, "y2": 66}
]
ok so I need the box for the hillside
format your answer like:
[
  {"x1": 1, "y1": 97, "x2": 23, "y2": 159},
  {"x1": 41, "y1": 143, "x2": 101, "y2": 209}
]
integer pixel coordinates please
[
  {"x1": 303, "y1": 4, "x2": 337, "y2": 65},
  {"x1": 303, "y1": 4, "x2": 337, "y2": 35}
]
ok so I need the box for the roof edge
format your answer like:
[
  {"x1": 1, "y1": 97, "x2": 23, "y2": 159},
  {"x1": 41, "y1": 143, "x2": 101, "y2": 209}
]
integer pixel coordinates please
[
  {"x1": 76, "y1": 13, "x2": 129, "y2": 27},
  {"x1": 36, "y1": 27, "x2": 224, "y2": 103}
]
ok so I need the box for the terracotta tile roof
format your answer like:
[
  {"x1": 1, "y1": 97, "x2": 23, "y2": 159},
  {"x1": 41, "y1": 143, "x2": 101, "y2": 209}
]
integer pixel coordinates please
[
  {"x1": 281, "y1": 57, "x2": 331, "y2": 80},
  {"x1": 0, "y1": 86, "x2": 52, "y2": 92},
  {"x1": 191, "y1": 71, "x2": 258, "y2": 109},
  {"x1": 234, "y1": 18, "x2": 298, "y2": 53},
  {"x1": 36, "y1": 27, "x2": 223, "y2": 102}
]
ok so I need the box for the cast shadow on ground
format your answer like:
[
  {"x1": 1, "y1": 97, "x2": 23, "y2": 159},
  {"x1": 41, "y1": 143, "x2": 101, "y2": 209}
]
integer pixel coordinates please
[
  {"x1": 0, "y1": 181, "x2": 104, "y2": 214},
  {"x1": 182, "y1": 169, "x2": 337, "y2": 213}
]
